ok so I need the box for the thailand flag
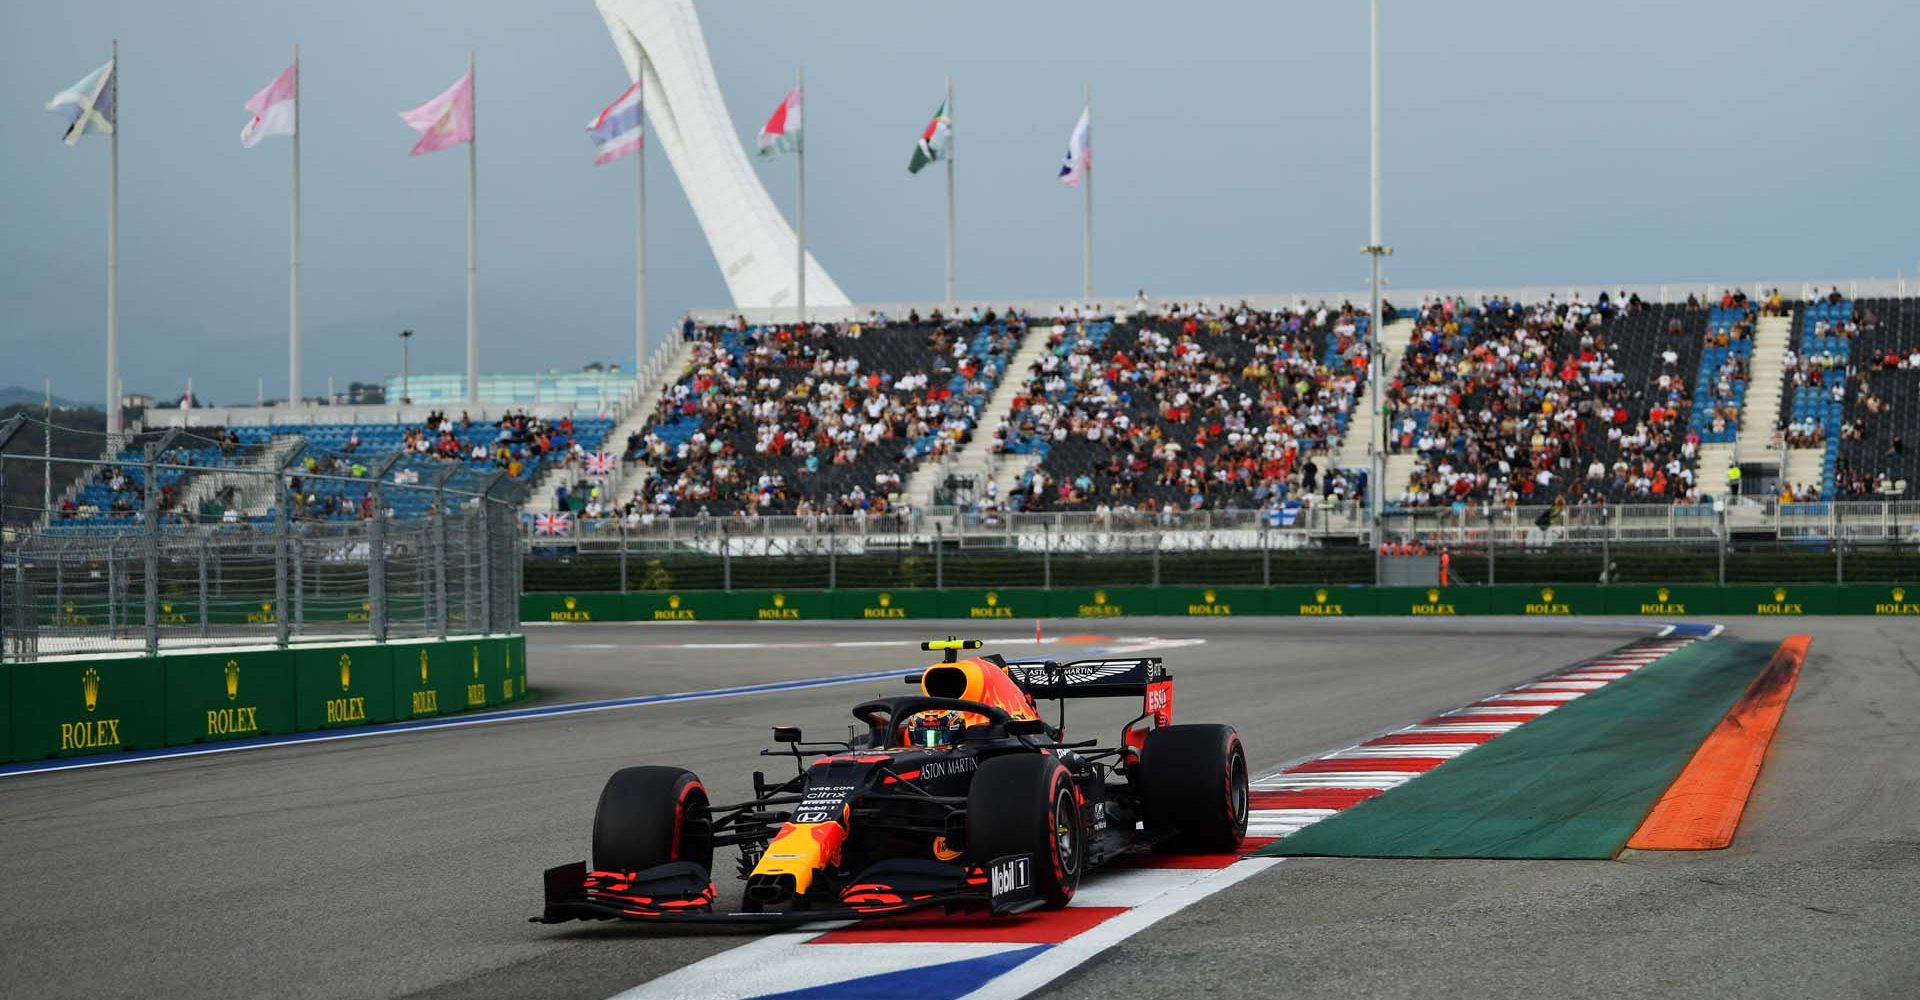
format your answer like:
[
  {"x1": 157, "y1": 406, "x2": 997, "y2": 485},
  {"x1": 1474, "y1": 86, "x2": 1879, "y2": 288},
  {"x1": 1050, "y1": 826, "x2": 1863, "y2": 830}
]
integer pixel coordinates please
[
  {"x1": 585, "y1": 451, "x2": 616, "y2": 475},
  {"x1": 535, "y1": 511, "x2": 571, "y2": 536},
  {"x1": 587, "y1": 81, "x2": 643, "y2": 166}
]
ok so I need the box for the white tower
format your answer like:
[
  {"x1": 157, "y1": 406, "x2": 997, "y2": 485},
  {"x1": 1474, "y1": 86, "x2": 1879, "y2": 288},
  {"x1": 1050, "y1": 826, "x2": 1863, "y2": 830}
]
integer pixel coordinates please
[{"x1": 595, "y1": 0, "x2": 850, "y2": 310}]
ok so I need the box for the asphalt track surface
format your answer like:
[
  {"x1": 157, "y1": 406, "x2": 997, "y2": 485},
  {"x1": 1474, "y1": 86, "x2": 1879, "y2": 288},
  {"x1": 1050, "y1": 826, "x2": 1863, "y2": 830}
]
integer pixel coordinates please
[{"x1": 1, "y1": 617, "x2": 1913, "y2": 999}]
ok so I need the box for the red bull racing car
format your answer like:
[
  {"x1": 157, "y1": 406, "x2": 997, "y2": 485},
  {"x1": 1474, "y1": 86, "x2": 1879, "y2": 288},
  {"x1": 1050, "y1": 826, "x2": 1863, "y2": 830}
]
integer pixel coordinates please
[{"x1": 534, "y1": 638, "x2": 1248, "y2": 925}]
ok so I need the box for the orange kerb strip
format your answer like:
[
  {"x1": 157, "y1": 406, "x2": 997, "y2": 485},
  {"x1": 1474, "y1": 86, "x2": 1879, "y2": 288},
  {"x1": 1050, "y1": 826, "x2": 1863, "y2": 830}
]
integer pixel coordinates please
[{"x1": 1626, "y1": 634, "x2": 1811, "y2": 851}]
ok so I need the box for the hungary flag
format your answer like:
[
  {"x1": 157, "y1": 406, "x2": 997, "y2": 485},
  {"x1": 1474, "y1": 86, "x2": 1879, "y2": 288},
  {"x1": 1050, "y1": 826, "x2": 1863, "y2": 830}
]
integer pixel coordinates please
[
  {"x1": 908, "y1": 97, "x2": 950, "y2": 174},
  {"x1": 757, "y1": 86, "x2": 802, "y2": 161}
]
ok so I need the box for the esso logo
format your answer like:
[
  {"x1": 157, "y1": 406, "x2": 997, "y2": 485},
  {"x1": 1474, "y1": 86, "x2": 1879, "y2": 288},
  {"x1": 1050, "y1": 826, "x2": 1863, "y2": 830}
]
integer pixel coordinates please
[{"x1": 1145, "y1": 688, "x2": 1170, "y2": 712}]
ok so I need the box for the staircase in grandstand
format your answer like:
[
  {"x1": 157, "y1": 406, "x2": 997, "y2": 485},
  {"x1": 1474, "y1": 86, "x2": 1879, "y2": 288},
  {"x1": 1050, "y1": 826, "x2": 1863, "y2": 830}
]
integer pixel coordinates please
[{"x1": 905, "y1": 319, "x2": 1046, "y2": 509}]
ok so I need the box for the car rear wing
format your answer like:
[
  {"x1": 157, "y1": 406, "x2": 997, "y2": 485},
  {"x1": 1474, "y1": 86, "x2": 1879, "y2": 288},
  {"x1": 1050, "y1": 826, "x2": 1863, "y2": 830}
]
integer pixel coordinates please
[{"x1": 1002, "y1": 657, "x2": 1168, "y2": 699}]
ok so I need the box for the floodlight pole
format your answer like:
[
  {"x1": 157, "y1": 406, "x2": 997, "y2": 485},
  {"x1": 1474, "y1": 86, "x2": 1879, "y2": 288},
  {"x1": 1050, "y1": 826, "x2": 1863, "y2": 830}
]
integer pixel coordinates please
[{"x1": 1364, "y1": 0, "x2": 1392, "y2": 577}]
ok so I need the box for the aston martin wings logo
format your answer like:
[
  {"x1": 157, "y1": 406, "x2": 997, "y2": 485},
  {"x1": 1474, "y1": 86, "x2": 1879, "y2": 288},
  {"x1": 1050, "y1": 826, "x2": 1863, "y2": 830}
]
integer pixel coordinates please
[{"x1": 1010, "y1": 660, "x2": 1140, "y2": 686}]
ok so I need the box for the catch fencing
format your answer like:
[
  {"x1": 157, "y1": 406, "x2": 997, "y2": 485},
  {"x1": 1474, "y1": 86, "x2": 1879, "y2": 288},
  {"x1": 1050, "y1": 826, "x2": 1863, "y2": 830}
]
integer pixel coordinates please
[{"x1": 1, "y1": 416, "x2": 523, "y2": 663}]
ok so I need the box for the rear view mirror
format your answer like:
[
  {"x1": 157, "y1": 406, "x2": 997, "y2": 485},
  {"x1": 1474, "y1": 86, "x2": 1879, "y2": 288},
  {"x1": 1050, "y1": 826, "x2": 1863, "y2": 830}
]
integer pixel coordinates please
[
  {"x1": 772, "y1": 725, "x2": 802, "y2": 744},
  {"x1": 1005, "y1": 719, "x2": 1047, "y2": 737}
]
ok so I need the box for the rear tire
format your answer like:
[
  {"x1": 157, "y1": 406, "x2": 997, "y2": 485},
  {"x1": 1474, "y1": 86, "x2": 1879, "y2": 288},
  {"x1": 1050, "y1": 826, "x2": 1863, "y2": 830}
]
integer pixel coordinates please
[
  {"x1": 591, "y1": 765, "x2": 713, "y2": 873},
  {"x1": 1140, "y1": 724, "x2": 1248, "y2": 852},
  {"x1": 967, "y1": 754, "x2": 1083, "y2": 908}
]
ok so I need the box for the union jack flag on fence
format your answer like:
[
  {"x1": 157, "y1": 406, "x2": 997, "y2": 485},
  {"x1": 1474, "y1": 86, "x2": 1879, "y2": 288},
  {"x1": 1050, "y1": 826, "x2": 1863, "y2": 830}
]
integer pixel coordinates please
[
  {"x1": 585, "y1": 451, "x2": 616, "y2": 475},
  {"x1": 535, "y1": 511, "x2": 572, "y2": 536}
]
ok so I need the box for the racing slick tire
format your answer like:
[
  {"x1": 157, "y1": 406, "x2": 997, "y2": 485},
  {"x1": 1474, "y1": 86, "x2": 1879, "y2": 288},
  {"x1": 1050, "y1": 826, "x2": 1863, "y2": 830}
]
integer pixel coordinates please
[
  {"x1": 967, "y1": 754, "x2": 1083, "y2": 908},
  {"x1": 1140, "y1": 724, "x2": 1249, "y2": 853},
  {"x1": 591, "y1": 766, "x2": 714, "y2": 874}
]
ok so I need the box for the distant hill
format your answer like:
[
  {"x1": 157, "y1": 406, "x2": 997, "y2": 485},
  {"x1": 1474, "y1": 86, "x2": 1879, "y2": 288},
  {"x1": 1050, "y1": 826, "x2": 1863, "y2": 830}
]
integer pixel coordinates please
[{"x1": 0, "y1": 385, "x2": 88, "y2": 410}]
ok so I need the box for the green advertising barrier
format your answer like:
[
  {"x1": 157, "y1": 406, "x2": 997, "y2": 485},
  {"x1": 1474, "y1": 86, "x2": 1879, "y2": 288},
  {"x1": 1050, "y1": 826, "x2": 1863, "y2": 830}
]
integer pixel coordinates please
[
  {"x1": 153, "y1": 598, "x2": 200, "y2": 627},
  {"x1": 731, "y1": 590, "x2": 835, "y2": 622},
  {"x1": 1047, "y1": 587, "x2": 1157, "y2": 619},
  {"x1": 294, "y1": 643, "x2": 396, "y2": 730},
  {"x1": 162, "y1": 649, "x2": 296, "y2": 746},
  {"x1": 208, "y1": 598, "x2": 283, "y2": 626},
  {"x1": 1487, "y1": 584, "x2": 1609, "y2": 617},
  {"x1": 830, "y1": 589, "x2": 943, "y2": 620},
  {"x1": 627, "y1": 590, "x2": 736, "y2": 622},
  {"x1": 1602, "y1": 584, "x2": 1722, "y2": 616},
  {"x1": 1716, "y1": 584, "x2": 1838, "y2": 616},
  {"x1": 11, "y1": 656, "x2": 166, "y2": 760},
  {"x1": 464, "y1": 636, "x2": 506, "y2": 710},
  {"x1": 523, "y1": 592, "x2": 624, "y2": 623},
  {"x1": 1837, "y1": 583, "x2": 1920, "y2": 616},
  {"x1": 41, "y1": 599, "x2": 112, "y2": 627},
  {"x1": 1154, "y1": 586, "x2": 1270, "y2": 618},
  {"x1": 0, "y1": 662, "x2": 11, "y2": 763},
  {"x1": 387, "y1": 639, "x2": 467, "y2": 720},
  {"x1": 937, "y1": 588, "x2": 1051, "y2": 621},
  {"x1": 1374, "y1": 585, "x2": 1491, "y2": 617},
  {"x1": 1266, "y1": 585, "x2": 1375, "y2": 617}
]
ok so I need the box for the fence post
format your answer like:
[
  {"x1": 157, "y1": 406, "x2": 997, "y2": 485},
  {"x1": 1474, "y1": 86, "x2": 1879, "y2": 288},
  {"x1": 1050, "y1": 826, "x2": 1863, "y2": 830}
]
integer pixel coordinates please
[
  {"x1": 828, "y1": 525, "x2": 837, "y2": 591},
  {"x1": 369, "y1": 486, "x2": 387, "y2": 642},
  {"x1": 434, "y1": 504, "x2": 449, "y2": 640},
  {"x1": 1043, "y1": 521, "x2": 1053, "y2": 590},
  {"x1": 722, "y1": 522, "x2": 733, "y2": 592},
  {"x1": 275, "y1": 482, "x2": 291, "y2": 648},
  {"x1": 1261, "y1": 522, "x2": 1271, "y2": 586},
  {"x1": 935, "y1": 521, "x2": 944, "y2": 590},
  {"x1": 1151, "y1": 531, "x2": 1161, "y2": 587},
  {"x1": 618, "y1": 519, "x2": 630, "y2": 593},
  {"x1": 108, "y1": 541, "x2": 120, "y2": 638},
  {"x1": 1835, "y1": 534, "x2": 1844, "y2": 585},
  {"x1": 1717, "y1": 504, "x2": 1728, "y2": 585},
  {"x1": 198, "y1": 533, "x2": 210, "y2": 639},
  {"x1": 143, "y1": 452, "x2": 160, "y2": 657},
  {"x1": 1486, "y1": 508, "x2": 1497, "y2": 586},
  {"x1": 1600, "y1": 507, "x2": 1611, "y2": 585}
]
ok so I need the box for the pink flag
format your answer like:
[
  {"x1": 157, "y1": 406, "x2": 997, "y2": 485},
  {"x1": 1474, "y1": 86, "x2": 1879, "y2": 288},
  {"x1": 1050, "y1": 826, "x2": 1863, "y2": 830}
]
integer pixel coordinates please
[
  {"x1": 400, "y1": 70, "x2": 474, "y2": 156},
  {"x1": 241, "y1": 65, "x2": 296, "y2": 148}
]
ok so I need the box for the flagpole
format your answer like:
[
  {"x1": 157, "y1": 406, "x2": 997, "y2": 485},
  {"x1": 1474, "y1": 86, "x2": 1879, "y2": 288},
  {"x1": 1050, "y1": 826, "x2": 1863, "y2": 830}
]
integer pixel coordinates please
[
  {"x1": 795, "y1": 65, "x2": 806, "y2": 326},
  {"x1": 1082, "y1": 84, "x2": 1093, "y2": 304},
  {"x1": 635, "y1": 77, "x2": 647, "y2": 376},
  {"x1": 945, "y1": 74, "x2": 956, "y2": 307},
  {"x1": 464, "y1": 51, "x2": 479, "y2": 407},
  {"x1": 107, "y1": 39, "x2": 121, "y2": 437},
  {"x1": 290, "y1": 43, "x2": 302, "y2": 407},
  {"x1": 1364, "y1": 0, "x2": 1390, "y2": 571}
]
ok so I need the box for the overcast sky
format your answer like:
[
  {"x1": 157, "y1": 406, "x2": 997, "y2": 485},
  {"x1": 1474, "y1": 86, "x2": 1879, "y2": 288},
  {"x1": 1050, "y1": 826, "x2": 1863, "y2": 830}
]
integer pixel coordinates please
[{"x1": 2, "y1": 0, "x2": 1914, "y2": 405}]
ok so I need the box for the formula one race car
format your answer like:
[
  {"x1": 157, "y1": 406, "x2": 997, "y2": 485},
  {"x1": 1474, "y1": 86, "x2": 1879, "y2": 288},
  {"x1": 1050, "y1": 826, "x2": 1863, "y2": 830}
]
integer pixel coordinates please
[{"x1": 533, "y1": 639, "x2": 1249, "y2": 925}]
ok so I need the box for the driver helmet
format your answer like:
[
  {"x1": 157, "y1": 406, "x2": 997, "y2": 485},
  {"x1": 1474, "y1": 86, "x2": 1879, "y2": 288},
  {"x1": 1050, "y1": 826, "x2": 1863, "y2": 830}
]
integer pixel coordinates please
[{"x1": 905, "y1": 709, "x2": 967, "y2": 749}]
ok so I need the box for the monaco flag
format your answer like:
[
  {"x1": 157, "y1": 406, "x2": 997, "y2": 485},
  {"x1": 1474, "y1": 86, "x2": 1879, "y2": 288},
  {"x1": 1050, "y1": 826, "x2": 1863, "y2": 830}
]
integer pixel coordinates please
[
  {"x1": 400, "y1": 70, "x2": 474, "y2": 156},
  {"x1": 757, "y1": 86, "x2": 802, "y2": 161},
  {"x1": 1058, "y1": 105, "x2": 1090, "y2": 187},
  {"x1": 241, "y1": 65, "x2": 296, "y2": 148}
]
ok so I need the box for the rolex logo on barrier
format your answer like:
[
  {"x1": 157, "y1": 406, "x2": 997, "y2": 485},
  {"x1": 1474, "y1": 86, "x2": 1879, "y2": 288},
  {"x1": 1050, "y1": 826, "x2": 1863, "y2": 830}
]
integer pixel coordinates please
[
  {"x1": 1876, "y1": 586, "x2": 1919, "y2": 615},
  {"x1": 970, "y1": 590, "x2": 1012, "y2": 618},
  {"x1": 60, "y1": 599, "x2": 89, "y2": 625},
  {"x1": 158, "y1": 601, "x2": 186, "y2": 625},
  {"x1": 410, "y1": 649, "x2": 438, "y2": 716},
  {"x1": 207, "y1": 658, "x2": 260, "y2": 738},
  {"x1": 1301, "y1": 587, "x2": 1344, "y2": 616},
  {"x1": 62, "y1": 667, "x2": 123, "y2": 752},
  {"x1": 1412, "y1": 587, "x2": 1457, "y2": 616},
  {"x1": 654, "y1": 593, "x2": 695, "y2": 621},
  {"x1": 1187, "y1": 588, "x2": 1232, "y2": 616},
  {"x1": 466, "y1": 645, "x2": 487, "y2": 707},
  {"x1": 1078, "y1": 589, "x2": 1123, "y2": 618},
  {"x1": 550, "y1": 594, "x2": 591, "y2": 622},
  {"x1": 248, "y1": 600, "x2": 276, "y2": 624},
  {"x1": 1639, "y1": 586, "x2": 1686, "y2": 615},
  {"x1": 759, "y1": 592, "x2": 799, "y2": 620},
  {"x1": 350, "y1": 599, "x2": 371, "y2": 622},
  {"x1": 1526, "y1": 586, "x2": 1571, "y2": 616},
  {"x1": 326, "y1": 653, "x2": 367, "y2": 724},
  {"x1": 1757, "y1": 586, "x2": 1803, "y2": 616},
  {"x1": 864, "y1": 592, "x2": 906, "y2": 619}
]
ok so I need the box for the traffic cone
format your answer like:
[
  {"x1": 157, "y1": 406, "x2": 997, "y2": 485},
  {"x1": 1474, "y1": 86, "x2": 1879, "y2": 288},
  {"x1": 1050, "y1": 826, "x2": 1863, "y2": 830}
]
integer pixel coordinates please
[{"x1": 1035, "y1": 618, "x2": 1044, "y2": 644}]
